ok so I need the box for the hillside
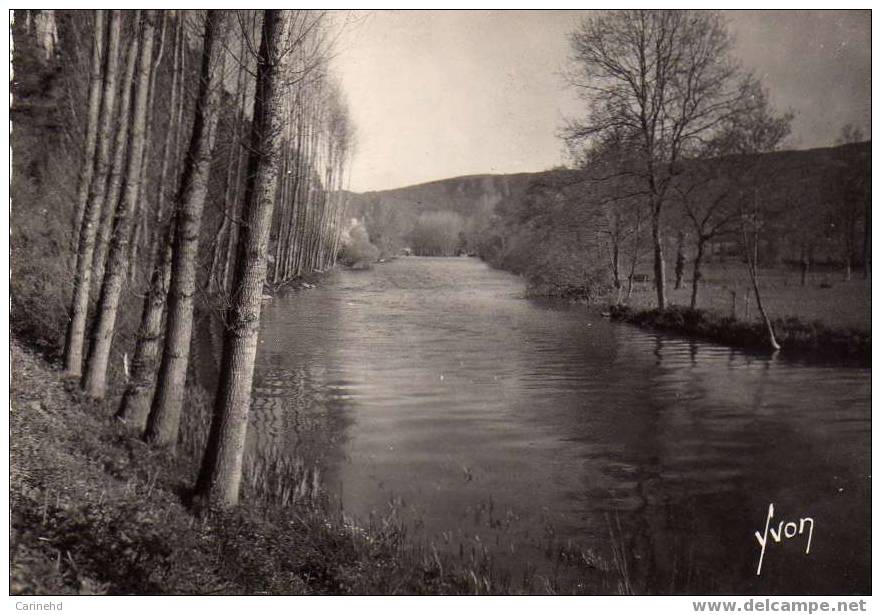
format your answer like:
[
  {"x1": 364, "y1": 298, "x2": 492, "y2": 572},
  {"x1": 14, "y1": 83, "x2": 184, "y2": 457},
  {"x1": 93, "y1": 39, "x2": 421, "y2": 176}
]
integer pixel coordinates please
[
  {"x1": 340, "y1": 141, "x2": 869, "y2": 264},
  {"x1": 342, "y1": 172, "x2": 539, "y2": 221},
  {"x1": 346, "y1": 141, "x2": 868, "y2": 219}
]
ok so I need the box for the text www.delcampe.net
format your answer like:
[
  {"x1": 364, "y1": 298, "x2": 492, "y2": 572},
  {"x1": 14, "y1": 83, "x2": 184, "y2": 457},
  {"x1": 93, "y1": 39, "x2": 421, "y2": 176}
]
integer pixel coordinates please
[{"x1": 693, "y1": 600, "x2": 868, "y2": 613}]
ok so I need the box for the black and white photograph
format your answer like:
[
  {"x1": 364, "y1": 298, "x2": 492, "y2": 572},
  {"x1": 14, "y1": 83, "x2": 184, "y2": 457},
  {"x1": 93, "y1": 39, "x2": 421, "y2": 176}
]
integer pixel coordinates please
[{"x1": 7, "y1": 7, "x2": 872, "y2": 604}]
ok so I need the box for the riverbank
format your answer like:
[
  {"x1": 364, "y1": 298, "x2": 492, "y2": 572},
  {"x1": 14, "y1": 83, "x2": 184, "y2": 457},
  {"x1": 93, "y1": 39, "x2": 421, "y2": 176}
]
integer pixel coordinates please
[
  {"x1": 608, "y1": 304, "x2": 870, "y2": 365},
  {"x1": 622, "y1": 264, "x2": 870, "y2": 332},
  {"x1": 9, "y1": 337, "x2": 617, "y2": 595},
  {"x1": 263, "y1": 264, "x2": 376, "y2": 297},
  {"x1": 264, "y1": 270, "x2": 327, "y2": 297},
  {"x1": 512, "y1": 259, "x2": 870, "y2": 365}
]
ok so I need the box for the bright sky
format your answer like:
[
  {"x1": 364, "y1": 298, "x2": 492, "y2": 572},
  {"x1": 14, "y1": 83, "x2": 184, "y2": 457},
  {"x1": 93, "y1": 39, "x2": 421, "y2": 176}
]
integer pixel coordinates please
[{"x1": 331, "y1": 10, "x2": 871, "y2": 193}]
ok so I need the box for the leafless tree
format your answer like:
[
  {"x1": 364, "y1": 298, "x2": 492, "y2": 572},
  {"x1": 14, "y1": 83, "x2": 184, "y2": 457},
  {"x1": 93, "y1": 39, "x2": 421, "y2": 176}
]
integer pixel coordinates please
[
  {"x1": 714, "y1": 85, "x2": 793, "y2": 350},
  {"x1": 117, "y1": 12, "x2": 186, "y2": 429},
  {"x1": 194, "y1": 10, "x2": 331, "y2": 508},
  {"x1": 70, "y1": 10, "x2": 105, "y2": 253},
  {"x1": 91, "y1": 24, "x2": 139, "y2": 298},
  {"x1": 145, "y1": 10, "x2": 228, "y2": 448},
  {"x1": 565, "y1": 10, "x2": 754, "y2": 309},
  {"x1": 83, "y1": 11, "x2": 157, "y2": 398},
  {"x1": 834, "y1": 124, "x2": 870, "y2": 280},
  {"x1": 671, "y1": 161, "x2": 740, "y2": 309},
  {"x1": 63, "y1": 10, "x2": 122, "y2": 377}
]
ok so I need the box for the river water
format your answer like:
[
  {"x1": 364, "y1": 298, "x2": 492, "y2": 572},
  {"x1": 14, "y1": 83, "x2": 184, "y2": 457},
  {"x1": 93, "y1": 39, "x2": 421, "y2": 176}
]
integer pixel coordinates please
[{"x1": 243, "y1": 257, "x2": 869, "y2": 594}]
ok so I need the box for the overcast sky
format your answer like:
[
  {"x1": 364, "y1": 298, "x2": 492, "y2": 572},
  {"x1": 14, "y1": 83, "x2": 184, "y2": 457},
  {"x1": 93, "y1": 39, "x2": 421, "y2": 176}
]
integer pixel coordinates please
[{"x1": 331, "y1": 10, "x2": 870, "y2": 193}]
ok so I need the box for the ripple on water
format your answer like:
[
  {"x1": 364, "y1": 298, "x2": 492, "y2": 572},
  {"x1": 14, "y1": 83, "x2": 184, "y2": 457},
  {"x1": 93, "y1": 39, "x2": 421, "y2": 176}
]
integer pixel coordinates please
[{"x1": 235, "y1": 258, "x2": 870, "y2": 594}]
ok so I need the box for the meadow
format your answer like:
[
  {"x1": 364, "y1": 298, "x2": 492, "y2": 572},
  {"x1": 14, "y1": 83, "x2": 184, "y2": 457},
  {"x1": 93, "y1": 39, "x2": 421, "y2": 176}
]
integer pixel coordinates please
[{"x1": 624, "y1": 262, "x2": 870, "y2": 333}]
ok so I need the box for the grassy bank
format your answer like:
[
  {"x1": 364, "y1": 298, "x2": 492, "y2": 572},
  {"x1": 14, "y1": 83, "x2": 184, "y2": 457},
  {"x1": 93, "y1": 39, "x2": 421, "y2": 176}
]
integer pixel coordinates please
[
  {"x1": 624, "y1": 263, "x2": 871, "y2": 332},
  {"x1": 10, "y1": 338, "x2": 619, "y2": 595},
  {"x1": 608, "y1": 304, "x2": 870, "y2": 365},
  {"x1": 601, "y1": 264, "x2": 870, "y2": 365}
]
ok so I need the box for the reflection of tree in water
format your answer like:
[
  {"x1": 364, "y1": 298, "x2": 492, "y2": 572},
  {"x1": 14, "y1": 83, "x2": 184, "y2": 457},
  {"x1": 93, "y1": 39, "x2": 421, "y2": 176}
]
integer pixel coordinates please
[
  {"x1": 192, "y1": 273, "x2": 868, "y2": 593},
  {"x1": 244, "y1": 356, "x2": 353, "y2": 506},
  {"x1": 192, "y1": 305, "x2": 354, "y2": 507},
  {"x1": 594, "y1": 332, "x2": 770, "y2": 593},
  {"x1": 612, "y1": 334, "x2": 665, "y2": 594}
]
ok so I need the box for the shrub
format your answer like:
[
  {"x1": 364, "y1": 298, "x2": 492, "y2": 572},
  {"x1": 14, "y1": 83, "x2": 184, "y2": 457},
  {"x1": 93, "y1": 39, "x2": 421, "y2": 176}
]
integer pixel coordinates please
[
  {"x1": 524, "y1": 243, "x2": 612, "y2": 302},
  {"x1": 338, "y1": 223, "x2": 380, "y2": 268}
]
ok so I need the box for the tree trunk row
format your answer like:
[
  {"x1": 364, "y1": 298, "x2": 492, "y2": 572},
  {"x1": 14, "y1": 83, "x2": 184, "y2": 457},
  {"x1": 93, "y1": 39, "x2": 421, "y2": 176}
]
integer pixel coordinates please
[{"x1": 60, "y1": 9, "x2": 352, "y2": 511}]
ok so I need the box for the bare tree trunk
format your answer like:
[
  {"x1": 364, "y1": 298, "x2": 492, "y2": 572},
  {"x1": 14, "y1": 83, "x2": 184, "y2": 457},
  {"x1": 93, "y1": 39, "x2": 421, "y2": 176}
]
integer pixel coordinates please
[
  {"x1": 222, "y1": 146, "x2": 247, "y2": 297},
  {"x1": 283, "y1": 111, "x2": 305, "y2": 278},
  {"x1": 674, "y1": 230, "x2": 685, "y2": 290},
  {"x1": 690, "y1": 237, "x2": 706, "y2": 310},
  {"x1": 309, "y1": 189, "x2": 327, "y2": 270},
  {"x1": 744, "y1": 253, "x2": 778, "y2": 350},
  {"x1": 329, "y1": 193, "x2": 343, "y2": 267},
  {"x1": 144, "y1": 10, "x2": 228, "y2": 449},
  {"x1": 92, "y1": 32, "x2": 139, "y2": 295},
  {"x1": 293, "y1": 114, "x2": 314, "y2": 276},
  {"x1": 843, "y1": 213, "x2": 855, "y2": 281},
  {"x1": 222, "y1": 199, "x2": 239, "y2": 294},
  {"x1": 128, "y1": 11, "x2": 168, "y2": 285},
  {"x1": 211, "y1": 144, "x2": 240, "y2": 292},
  {"x1": 626, "y1": 205, "x2": 641, "y2": 301},
  {"x1": 281, "y1": 151, "x2": 296, "y2": 278},
  {"x1": 115, "y1": 13, "x2": 180, "y2": 427},
  {"x1": 607, "y1": 212, "x2": 622, "y2": 305},
  {"x1": 316, "y1": 148, "x2": 336, "y2": 269},
  {"x1": 157, "y1": 12, "x2": 183, "y2": 227},
  {"x1": 63, "y1": 10, "x2": 123, "y2": 377},
  {"x1": 862, "y1": 199, "x2": 870, "y2": 279},
  {"x1": 211, "y1": 179, "x2": 234, "y2": 292},
  {"x1": 71, "y1": 10, "x2": 105, "y2": 254},
  {"x1": 741, "y1": 191, "x2": 780, "y2": 351},
  {"x1": 82, "y1": 11, "x2": 156, "y2": 399},
  {"x1": 194, "y1": 9, "x2": 291, "y2": 509},
  {"x1": 116, "y1": 223, "x2": 173, "y2": 429},
  {"x1": 330, "y1": 186, "x2": 349, "y2": 268},
  {"x1": 271, "y1": 148, "x2": 290, "y2": 284},
  {"x1": 128, "y1": 205, "x2": 143, "y2": 281},
  {"x1": 651, "y1": 201, "x2": 666, "y2": 309},
  {"x1": 221, "y1": 69, "x2": 251, "y2": 295},
  {"x1": 800, "y1": 245, "x2": 808, "y2": 287},
  {"x1": 32, "y1": 9, "x2": 59, "y2": 60},
  {"x1": 211, "y1": 53, "x2": 248, "y2": 293},
  {"x1": 174, "y1": 14, "x2": 188, "y2": 171}
]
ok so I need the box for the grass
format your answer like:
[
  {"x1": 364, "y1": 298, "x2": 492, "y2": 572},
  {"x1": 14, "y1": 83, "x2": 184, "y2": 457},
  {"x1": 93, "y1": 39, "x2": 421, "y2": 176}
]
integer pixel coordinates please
[
  {"x1": 608, "y1": 303, "x2": 870, "y2": 365},
  {"x1": 624, "y1": 262, "x2": 870, "y2": 333},
  {"x1": 602, "y1": 262, "x2": 870, "y2": 365},
  {"x1": 10, "y1": 337, "x2": 623, "y2": 595}
]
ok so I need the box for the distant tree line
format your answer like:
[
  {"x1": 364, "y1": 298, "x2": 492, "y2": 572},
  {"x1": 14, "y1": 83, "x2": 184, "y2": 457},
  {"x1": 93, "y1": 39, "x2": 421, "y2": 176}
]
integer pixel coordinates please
[
  {"x1": 408, "y1": 211, "x2": 465, "y2": 256},
  {"x1": 350, "y1": 202, "x2": 468, "y2": 259},
  {"x1": 477, "y1": 138, "x2": 870, "y2": 293}
]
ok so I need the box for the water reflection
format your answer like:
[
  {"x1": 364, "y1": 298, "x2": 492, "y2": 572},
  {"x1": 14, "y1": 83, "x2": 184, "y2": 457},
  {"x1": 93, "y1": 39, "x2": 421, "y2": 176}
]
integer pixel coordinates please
[{"x1": 239, "y1": 257, "x2": 869, "y2": 594}]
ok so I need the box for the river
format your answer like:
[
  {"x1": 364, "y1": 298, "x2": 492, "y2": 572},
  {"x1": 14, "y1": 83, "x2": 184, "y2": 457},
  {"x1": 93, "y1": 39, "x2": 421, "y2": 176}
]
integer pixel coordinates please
[{"x1": 240, "y1": 256, "x2": 869, "y2": 594}]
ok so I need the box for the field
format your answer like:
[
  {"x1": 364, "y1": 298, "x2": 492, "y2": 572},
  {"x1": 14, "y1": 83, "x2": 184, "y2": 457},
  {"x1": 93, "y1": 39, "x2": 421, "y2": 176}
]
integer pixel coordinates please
[{"x1": 624, "y1": 263, "x2": 871, "y2": 333}]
